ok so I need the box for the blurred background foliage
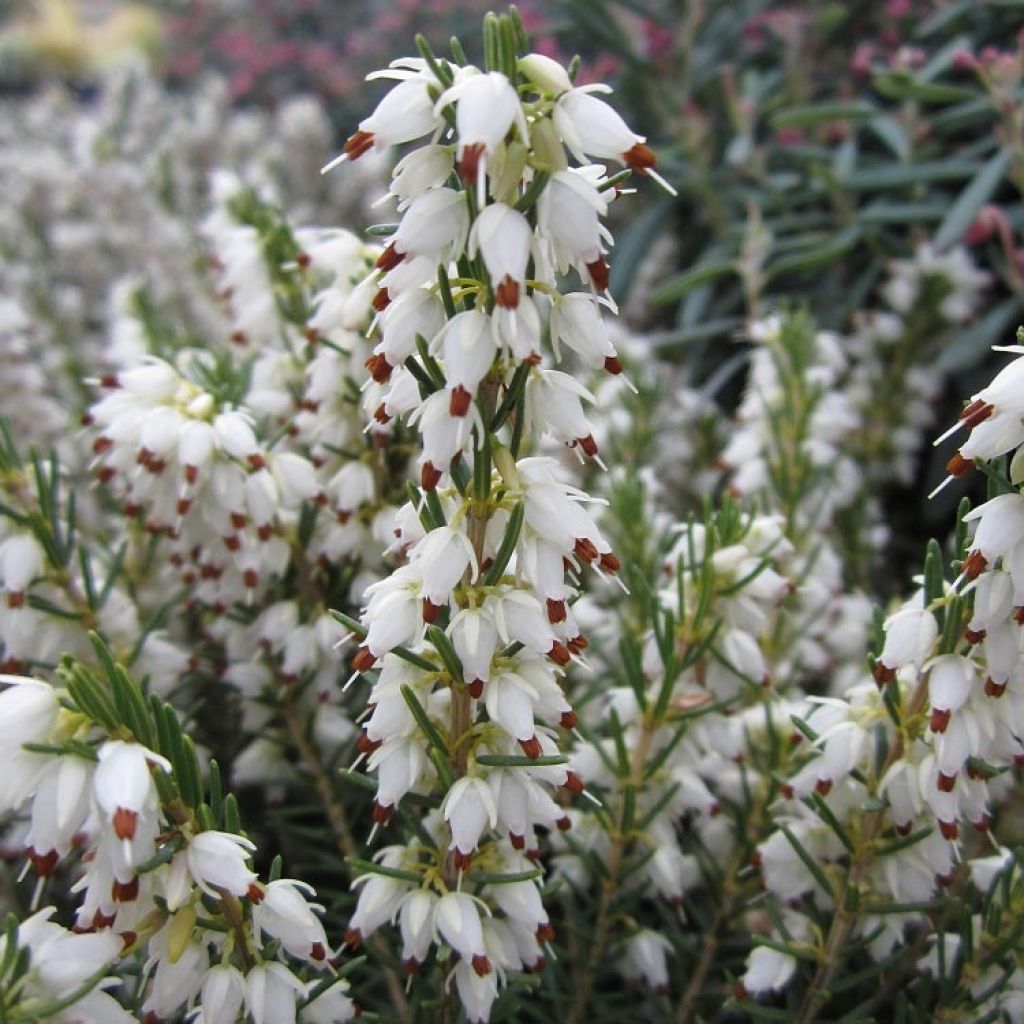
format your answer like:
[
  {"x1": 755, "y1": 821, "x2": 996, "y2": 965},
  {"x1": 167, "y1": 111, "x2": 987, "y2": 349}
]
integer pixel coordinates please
[{"x1": 4, "y1": 0, "x2": 1024, "y2": 573}]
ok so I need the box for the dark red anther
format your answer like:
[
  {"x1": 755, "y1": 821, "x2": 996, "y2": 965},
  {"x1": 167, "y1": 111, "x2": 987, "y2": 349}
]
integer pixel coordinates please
[
  {"x1": 421, "y1": 462, "x2": 443, "y2": 491},
  {"x1": 560, "y1": 710, "x2": 578, "y2": 729},
  {"x1": 985, "y1": 677, "x2": 1007, "y2": 698},
  {"x1": 939, "y1": 819, "x2": 959, "y2": 841},
  {"x1": 112, "y1": 876, "x2": 139, "y2": 901},
  {"x1": 964, "y1": 628, "x2": 986, "y2": 644},
  {"x1": 375, "y1": 241, "x2": 405, "y2": 272},
  {"x1": 467, "y1": 679, "x2": 484, "y2": 699},
  {"x1": 495, "y1": 274, "x2": 520, "y2": 309},
  {"x1": 958, "y1": 399, "x2": 994, "y2": 430},
  {"x1": 946, "y1": 452, "x2": 974, "y2": 477},
  {"x1": 930, "y1": 707, "x2": 951, "y2": 733},
  {"x1": 573, "y1": 537, "x2": 599, "y2": 563},
  {"x1": 815, "y1": 778, "x2": 832, "y2": 797},
  {"x1": 364, "y1": 353, "x2": 393, "y2": 384},
  {"x1": 536, "y1": 922, "x2": 555, "y2": 943},
  {"x1": 519, "y1": 736, "x2": 542, "y2": 759},
  {"x1": 458, "y1": 142, "x2": 486, "y2": 185},
  {"x1": 343, "y1": 130, "x2": 375, "y2": 160},
  {"x1": 372, "y1": 288, "x2": 391, "y2": 312},
  {"x1": 546, "y1": 598, "x2": 567, "y2": 623},
  {"x1": 548, "y1": 641, "x2": 571, "y2": 666},
  {"x1": 577, "y1": 434, "x2": 599, "y2": 457},
  {"x1": 963, "y1": 550, "x2": 988, "y2": 580},
  {"x1": 454, "y1": 849, "x2": 473, "y2": 871},
  {"x1": 352, "y1": 646, "x2": 377, "y2": 673},
  {"x1": 372, "y1": 801, "x2": 394, "y2": 824},
  {"x1": 599, "y1": 551, "x2": 621, "y2": 573},
  {"x1": 449, "y1": 384, "x2": 473, "y2": 417},
  {"x1": 937, "y1": 771, "x2": 957, "y2": 792},
  {"x1": 604, "y1": 355, "x2": 622, "y2": 375},
  {"x1": 247, "y1": 883, "x2": 264, "y2": 904},
  {"x1": 585, "y1": 256, "x2": 609, "y2": 291},
  {"x1": 422, "y1": 598, "x2": 442, "y2": 623},
  {"x1": 28, "y1": 847, "x2": 59, "y2": 877},
  {"x1": 471, "y1": 954, "x2": 492, "y2": 977},
  {"x1": 564, "y1": 771, "x2": 585, "y2": 794},
  {"x1": 623, "y1": 142, "x2": 657, "y2": 173},
  {"x1": 242, "y1": 568, "x2": 259, "y2": 589}
]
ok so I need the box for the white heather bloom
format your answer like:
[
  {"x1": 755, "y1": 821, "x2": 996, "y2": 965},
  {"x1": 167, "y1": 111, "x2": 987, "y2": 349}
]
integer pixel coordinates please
[
  {"x1": 435, "y1": 70, "x2": 527, "y2": 185},
  {"x1": 245, "y1": 961, "x2": 307, "y2": 1024},
  {"x1": 878, "y1": 603, "x2": 939, "y2": 672},
  {"x1": 621, "y1": 929, "x2": 673, "y2": 992},
  {"x1": 443, "y1": 776, "x2": 499, "y2": 862},
  {"x1": 518, "y1": 53, "x2": 573, "y2": 95},
  {"x1": 448, "y1": 607, "x2": 499, "y2": 687},
  {"x1": 454, "y1": 958, "x2": 500, "y2": 1024},
  {"x1": 26, "y1": 755, "x2": 93, "y2": 866},
  {"x1": 254, "y1": 878, "x2": 331, "y2": 962},
  {"x1": 0, "y1": 677, "x2": 60, "y2": 812},
  {"x1": 413, "y1": 526, "x2": 478, "y2": 607},
  {"x1": 186, "y1": 830, "x2": 258, "y2": 898},
  {"x1": 550, "y1": 293, "x2": 618, "y2": 371},
  {"x1": 435, "y1": 891, "x2": 492, "y2": 975},
  {"x1": 388, "y1": 145, "x2": 455, "y2": 207},
  {"x1": 742, "y1": 944, "x2": 798, "y2": 996},
  {"x1": 554, "y1": 88, "x2": 649, "y2": 168},
  {"x1": 436, "y1": 310, "x2": 498, "y2": 415},
  {"x1": 92, "y1": 740, "x2": 169, "y2": 847},
  {"x1": 399, "y1": 889, "x2": 438, "y2": 967},
  {"x1": 385, "y1": 187, "x2": 470, "y2": 266},
  {"x1": 302, "y1": 982, "x2": 358, "y2": 1024},
  {"x1": 536, "y1": 169, "x2": 610, "y2": 287},
  {"x1": 468, "y1": 203, "x2": 533, "y2": 310},
  {"x1": 197, "y1": 964, "x2": 246, "y2": 1024}
]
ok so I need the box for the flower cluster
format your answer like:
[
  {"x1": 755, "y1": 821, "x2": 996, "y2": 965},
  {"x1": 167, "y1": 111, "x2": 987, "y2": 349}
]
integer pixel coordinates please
[
  {"x1": 0, "y1": 654, "x2": 355, "y2": 1024},
  {"x1": 326, "y1": 16, "x2": 667, "y2": 1020}
]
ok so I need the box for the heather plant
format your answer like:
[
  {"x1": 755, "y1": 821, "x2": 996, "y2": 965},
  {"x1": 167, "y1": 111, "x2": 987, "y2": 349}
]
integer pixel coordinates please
[{"x1": 5, "y1": 6, "x2": 1024, "y2": 1024}]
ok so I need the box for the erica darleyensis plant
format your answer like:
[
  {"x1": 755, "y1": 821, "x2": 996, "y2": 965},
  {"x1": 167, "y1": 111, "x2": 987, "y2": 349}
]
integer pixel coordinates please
[{"x1": 324, "y1": 10, "x2": 670, "y2": 1021}]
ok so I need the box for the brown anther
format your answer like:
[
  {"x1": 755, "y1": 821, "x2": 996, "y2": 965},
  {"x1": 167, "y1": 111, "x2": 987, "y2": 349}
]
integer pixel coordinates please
[
  {"x1": 958, "y1": 399, "x2": 994, "y2": 429},
  {"x1": 946, "y1": 452, "x2": 975, "y2": 477},
  {"x1": 780, "y1": 783, "x2": 794, "y2": 799},
  {"x1": 964, "y1": 627, "x2": 986, "y2": 644},
  {"x1": 113, "y1": 807, "x2": 138, "y2": 841},
  {"x1": 421, "y1": 462, "x2": 443, "y2": 491},
  {"x1": 573, "y1": 537, "x2": 599, "y2": 563},
  {"x1": 937, "y1": 771, "x2": 957, "y2": 792},
  {"x1": 230, "y1": 330, "x2": 248, "y2": 346},
  {"x1": 985, "y1": 677, "x2": 1007, "y2": 698},
  {"x1": 930, "y1": 707, "x2": 951, "y2": 733},
  {"x1": 6, "y1": 592, "x2": 24, "y2": 609},
  {"x1": 372, "y1": 801, "x2": 394, "y2": 824},
  {"x1": 548, "y1": 641, "x2": 571, "y2": 666},
  {"x1": 939, "y1": 819, "x2": 959, "y2": 841},
  {"x1": 567, "y1": 634, "x2": 588, "y2": 654},
  {"x1": 372, "y1": 288, "x2": 391, "y2": 312},
  {"x1": 467, "y1": 679, "x2": 484, "y2": 699},
  {"x1": 577, "y1": 434, "x2": 599, "y2": 457},
  {"x1": 546, "y1": 598, "x2": 567, "y2": 623},
  {"x1": 963, "y1": 549, "x2": 988, "y2": 580},
  {"x1": 95, "y1": 466, "x2": 115, "y2": 484},
  {"x1": 230, "y1": 512, "x2": 248, "y2": 529},
  {"x1": 510, "y1": 832, "x2": 526, "y2": 849},
  {"x1": 257, "y1": 523, "x2": 273, "y2": 541},
  {"x1": 564, "y1": 771, "x2": 585, "y2": 793},
  {"x1": 28, "y1": 848, "x2": 59, "y2": 877},
  {"x1": 343, "y1": 130, "x2": 375, "y2": 160},
  {"x1": 93, "y1": 436, "x2": 113, "y2": 454},
  {"x1": 454, "y1": 849, "x2": 474, "y2": 871},
  {"x1": 112, "y1": 876, "x2": 139, "y2": 902},
  {"x1": 344, "y1": 927, "x2": 363, "y2": 949},
  {"x1": 223, "y1": 534, "x2": 241, "y2": 552},
  {"x1": 376, "y1": 241, "x2": 405, "y2": 272},
  {"x1": 585, "y1": 256, "x2": 609, "y2": 292},
  {"x1": 604, "y1": 355, "x2": 622, "y2": 375},
  {"x1": 815, "y1": 778, "x2": 833, "y2": 797},
  {"x1": 352, "y1": 646, "x2": 377, "y2": 673},
  {"x1": 560, "y1": 710, "x2": 578, "y2": 729},
  {"x1": 1016, "y1": 606, "x2": 1024, "y2": 625},
  {"x1": 495, "y1": 274, "x2": 520, "y2": 309},
  {"x1": 598, "y1": 551, "x2": 621, "y2": 573},
  {"x1": 176, "y1": 498, "x2": 192, "y2": 516},
  {"x1": 471, "y1": 954, "x2": 492, "y2": 977},
  {"x1": 242, "y1": 568, "x2": 259, "y2": 589},
  {"x1": 974, "y1": 814, "x2": 991, "y2": 833},
  {"x1": 247, "y1": 883, "x2": 264, "y2": 904},
  {"x1": 623, "y1": 143, "x2": 657, "y2": 173},
  {"x1": 247, "y1": 453, "x2": 266, "y2": 471},
  {"x1": 357, "y1": 731, "x2": 382, "y2": 754},
  {"x1": 458, "y1": 142, "x2": 486, "y2": 185},
  {"x1": 556, "y1": 816, "x2": 572, "y2": 831},
  {"x1": 519, "y1": 736, "x2": 543, "y2": 759},
  {"x1": 310, "y1": 941, "x2": 326, "y2": 961},
  {"x1": 449, "y1": 384, "x2": 473, "y2": 417},
  {"x1": 374, "y1": 404, "x2": 391, "y2": 424},
  {"x1": 99, "y1": 374, "x2": 119, "y2": 389},
  {"x1": 404, "y1": 958, "x2": 420, "y2": 975},
  {"x1": 536, "y1": 923, "x2": 555, "y2": 943}
]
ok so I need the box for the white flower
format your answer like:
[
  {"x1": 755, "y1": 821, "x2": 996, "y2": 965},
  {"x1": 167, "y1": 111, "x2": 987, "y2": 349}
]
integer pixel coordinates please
[
  {"x1": 399, "y1": 889, "x2": 438, "y2": 968},
  {"x1": 93, "y1": 740, "x2": 169, "y2": 844},
  {"x1": 186, "y1": 830, "x2": 257, "y2": 899},
  {"x1": 435, "y1": 891, "x2": 492, "y2": 976},
  {"x1": 468, "y1": 204, "x2": 533, "y2": 310},
  {"x1": 245, "y1": 961, "x2": 307, "y2": 1024},
  {"x1": 621, "y1": 929, "x2": 672, "y2": 992},
  {"x1": 549, "y1": 293, "x2": 618, "y2": 371},
  {"x1": 518, "y1": 53, "x2": 572, "y2": 95},
  {"x1": 198, "y1": 964, "x2": 246, "y2": 1024},
  {"x1": 742, "y1": 944, "x2": 798, "y2": 996},
  {"x1": 554, "y1": 88, "x2": 652, "y2": 171},
  {"x1": 436, "y1": 310, "x2": 498, "y2": 416},
  {"x1": 254, "y1": 878, "x2": 331, "y2": 962},
  {"x1": 453, "y1": 958, "x2": 500, "y2": 1024},
  {"x1": 0, "y1": 677, "x2": 60, "y2": 812},
  {"x1": 443, "y1": 776, "x2": 498, "y2": 864}
]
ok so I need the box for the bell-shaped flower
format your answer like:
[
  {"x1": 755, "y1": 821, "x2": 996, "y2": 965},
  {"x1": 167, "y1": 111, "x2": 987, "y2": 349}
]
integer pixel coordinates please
[
  {"x1": 443, "y1": 776, "x2": 498, "y2": 864},
  {"x1": 550, "y1": 293, "x2": 618, "y2": 371},
  {"x1": 741, "y1": 943, "x2": 798, "y2": 996},
  {"x1": 399, "y1": 889, "x2": 438, "y2": 968},
  {"x1": 536, "y1": 170, "x2": 610, "y2": 288},
  {"x1": 412, "y1": 525, "x2": 478, "y2": 606},
  {"x1": 373, "y1": 288, "x2": 446, "y2": 379},
  {"x1": 436, "y1": 310, "x2": 498, "y2": 416},
  {"x1": 199, "y1": 964, "x2": 246, "y2": 1024},
  {"x1": 621, "y1": 929, "x2": 673, "y2": 992},
  {"x1": 518, "y1": 53, "x2": 573, "y2": 96},
  {"x1": 186, "y1": 830, "x2": 258, "y2": 899},
  {"x1": 254, "y1": 878, "x2": 331, "y2": 962},
  {"x1": 26, "y1": 755, "x2": 93, "y2": 868},
  {"x1": 379, "y1": 188, "x2": 469, "y2": 270},
  {"x1": 448, "y1": 607, "x2": 499, "y2": 690},
  {"x1": 388, "y1": 144, "x2": 455, "y2": 208},
  {"x1": 926, "y1": 654, "x2": 975, "y2": 732},
  {"x1": 245, "y1": 961, "x2": 306, "y2": 1024},
  {"x1": 468, "y1": 204, "x2": 533, "y2": 309},
  {"x1": 525, "y1": 369, "x2": 600, "y2": 458},
  {"x1": 348, "y1": 872, "x2": 411, "y2": 945},
  {"x1": 93, "y1": 740, "x2": 169, "y2": 847},
  {"x1": 0, "y1": 677, "x2": 60, "y2": 812},
  {"x1": 454, "y1": 958, "x2": 500, "y2": 1024},
  {"x1": 435, "y1": 891, "x2": 492, "y2": 975},
  {"x1": 877, "y1": 603, "x2": 938, "y2": 674}
]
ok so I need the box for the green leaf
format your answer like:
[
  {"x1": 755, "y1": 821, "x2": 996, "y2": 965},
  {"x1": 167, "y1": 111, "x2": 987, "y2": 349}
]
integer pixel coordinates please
[
  {"x1": 347, "y1": 857, "x2": 423, "y2": 883},
  {"x1": 933, "y1": 148, "x2": 1011, "y2": 253},
  {"x1": 475, "y1": 754, "x2": 568, "y2": 767},
  {"x1": 840, "y1": 160, "x2": 979, "y2": 191},
  {"x1": 780, "y1": 823, "x2": 834, "y2": 898},
  {"x1": 771, "y1": 101, "x2": 877, "y2": 128},
  {"x1": 766, "y1": 224, "x2": 863, "y2": 277},
  {"x1": 483, "y1": 502, "x2": 524, "y2": 585},
  {"x1": 653, "y1": 259, "x2": 736, "y2": 304},
  {"x1": 400, "y1": 684, "x2": 450, "y2": 758}
]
